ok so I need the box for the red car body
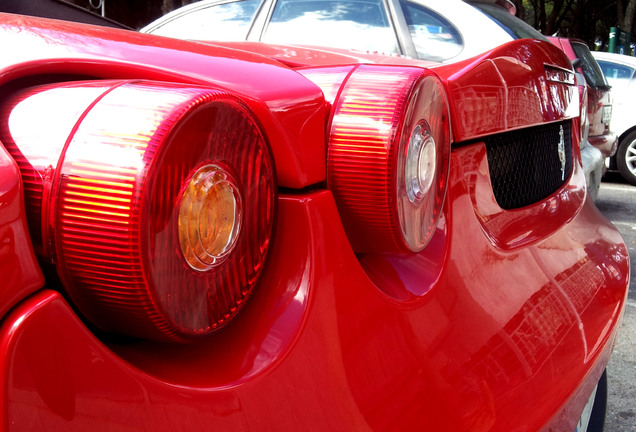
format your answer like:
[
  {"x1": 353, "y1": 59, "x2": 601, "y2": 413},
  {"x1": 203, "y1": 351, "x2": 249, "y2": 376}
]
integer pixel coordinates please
[{"x1": 0, "y1": 12, "x2": 630, "y2": 432}]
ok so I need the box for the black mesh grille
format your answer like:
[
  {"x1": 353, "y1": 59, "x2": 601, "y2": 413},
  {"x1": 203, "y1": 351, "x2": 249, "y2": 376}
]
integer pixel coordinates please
[{"x1": 485, "y1": 121, "x2": 572, "y2": 210}]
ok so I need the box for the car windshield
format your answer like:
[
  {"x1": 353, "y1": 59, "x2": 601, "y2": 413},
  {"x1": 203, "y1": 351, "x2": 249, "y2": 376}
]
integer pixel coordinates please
[
  {"x1": 571, "y1": 42, "x2": 609, "y2": 90},
  {"x1": 400, "y1": 0, "x2": 463, "y2": 62},
  {"x1": 262, "y1": 0, "x2": 399, "y2": 55},
  {"x1": 596, "y1": 60, "x2": 635, "y2": 92},
  {"x1": 469, "y1": 2, "x2": 548, "y2": 42}
]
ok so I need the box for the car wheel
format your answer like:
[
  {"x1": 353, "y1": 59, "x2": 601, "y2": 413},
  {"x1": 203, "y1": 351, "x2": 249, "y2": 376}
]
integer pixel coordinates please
[
  {"x1": 576, "y1": 370, "x2": 608, "y2": 432},
  {"x1": 617, "y1": 131, "x2": 636, "y2": 186}
]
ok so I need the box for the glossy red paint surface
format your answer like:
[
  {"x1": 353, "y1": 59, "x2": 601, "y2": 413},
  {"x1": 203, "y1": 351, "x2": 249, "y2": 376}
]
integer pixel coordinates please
[
  {"x1": 0, "y1": 143, "x2": 44, "y2": 318},
  {"x1": 220, "y1": 38, "x2": 578, "y2": 143},
  {"x1": 209, "y1": 41, "x2": 438, "y2": 68},
  {"x1": 0, "y1": 12, "x2": 630, "y2": 432},
  {"x1": 0, "y1": 183, "x2": 628, "y2": 430},
  {"x1": 436, "y1": 39, "x2": 579, "y2": 142},
  {"x1": 0, "y1": 13, "x2": 327, "y2": 190}
]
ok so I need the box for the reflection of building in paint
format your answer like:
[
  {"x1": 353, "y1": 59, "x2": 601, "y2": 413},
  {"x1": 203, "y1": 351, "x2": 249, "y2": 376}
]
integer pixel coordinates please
[
  {"x1": 558, "y1": 256, "x2": 604, "y2": 311},
  {"x1": 454, "y1": 86, "x2": 543, "y2": 137},
  {"x1": 468, "y1": 256, "x2": 603, "y2": 392}
]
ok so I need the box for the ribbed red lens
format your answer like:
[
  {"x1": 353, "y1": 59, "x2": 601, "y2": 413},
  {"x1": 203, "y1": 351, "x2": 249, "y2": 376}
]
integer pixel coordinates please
[
  {"x1": 1, "y1": 81, "x2": 276, "y2": 342},
  {"x1": 328, "y1": 66, "x2": 450, "y2": 253},
  {"x1": 0, "y1": 82, "x2": 114, "y2": 254}
]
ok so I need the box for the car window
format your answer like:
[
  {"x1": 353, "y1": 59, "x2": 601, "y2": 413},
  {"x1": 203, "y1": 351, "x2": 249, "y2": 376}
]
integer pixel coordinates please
[
  {"x1": 571, "y1": 42, "x2": 609, "y2": 89},
  {"x1": 400, "y1": 0, "x2": 463, "y2": 62},
  {"x1": 596, "y1": 60, "x2": 636, "y2": 91},
  {"x1": 146, "y1": 0, "x2": 260, "y2": 41},
  {"x1": 469, "y1": 2, "x2": 548, "y2": 42},
  {"x1": 262, "y1": 0, "x2": 399, "y2": 55}
]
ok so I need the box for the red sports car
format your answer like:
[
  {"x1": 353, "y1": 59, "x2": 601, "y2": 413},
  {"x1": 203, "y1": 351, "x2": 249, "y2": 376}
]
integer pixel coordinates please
[{"x1": 0, "y1": 9, "x2": 629, "y2": 432}]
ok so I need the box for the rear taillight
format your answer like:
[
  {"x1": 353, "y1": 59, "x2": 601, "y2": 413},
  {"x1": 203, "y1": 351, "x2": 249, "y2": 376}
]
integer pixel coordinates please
[
  {"x1": 325, "y1": 66, "x2": 450, "y2": 253},
  {"x1": 0, "y1": 80, "x2": 276, "y2": 342}
]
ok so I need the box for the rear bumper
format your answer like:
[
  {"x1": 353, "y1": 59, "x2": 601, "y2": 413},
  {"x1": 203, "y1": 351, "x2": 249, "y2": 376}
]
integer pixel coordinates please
[
  {"x1": 0, "y1": 146, "x2": 629, "y2": 431},
  {"x1": 581, "y1": 143, "x2": 604, "y2": 201},
  {"x1": 589, "y1": 132, "x2": 618, "y2": 159}
]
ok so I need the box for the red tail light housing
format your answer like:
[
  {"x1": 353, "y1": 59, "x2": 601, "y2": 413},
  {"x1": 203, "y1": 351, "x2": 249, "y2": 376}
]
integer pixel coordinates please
[
  {"x1": 326, "y1": 66, "x2": 451, "y2": 253},
  {"x1": 577, "y1": 75, "x2": 589, "y2": 148},
  {"x1": 0, "y1": 80, "x2": 276, "y2": 342}
]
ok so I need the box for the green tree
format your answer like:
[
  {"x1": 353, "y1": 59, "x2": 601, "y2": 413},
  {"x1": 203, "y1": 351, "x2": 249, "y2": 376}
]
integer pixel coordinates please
[
  {"x1": 618, "y1": 0, "x2": 636, "y2": 33},
  {"x1": 517, "y1": 0, "x2": 636, "y2": 49}
]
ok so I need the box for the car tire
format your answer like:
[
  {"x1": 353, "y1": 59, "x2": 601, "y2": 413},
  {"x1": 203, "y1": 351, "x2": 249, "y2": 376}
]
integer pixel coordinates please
[
  {"x1": 617, "y1": 131, "x2": 636, "y2": 186},
  {"x1": 580, "y1": 369, "x2": 608, "y2": 432}
]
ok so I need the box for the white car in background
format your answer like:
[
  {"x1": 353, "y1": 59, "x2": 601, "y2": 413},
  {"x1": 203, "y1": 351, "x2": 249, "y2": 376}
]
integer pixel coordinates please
[
  {"x1": 593, "y1": 51, "x2": 636, "y2": 185},
  {"x1": 142, "y1": 0, "x2": 539, "y2": 64}
]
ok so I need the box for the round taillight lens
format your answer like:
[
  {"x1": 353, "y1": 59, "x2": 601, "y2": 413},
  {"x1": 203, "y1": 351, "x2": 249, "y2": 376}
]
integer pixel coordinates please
[
  {"x1": 397, "y1": 76, "x2": 450, "y2": 252},
  {"x1": 1, "y1": 81, "x2": 276, "y2": 342},
  {"x1": 178, "y1": 163, "x2": 243, "y2": 271},
  {"x1": 327, "y1": 66, "x2": 450, "y2": 253},
  {"x1": 405, "y1": 123, "x2": 436, "y2": 204}
]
